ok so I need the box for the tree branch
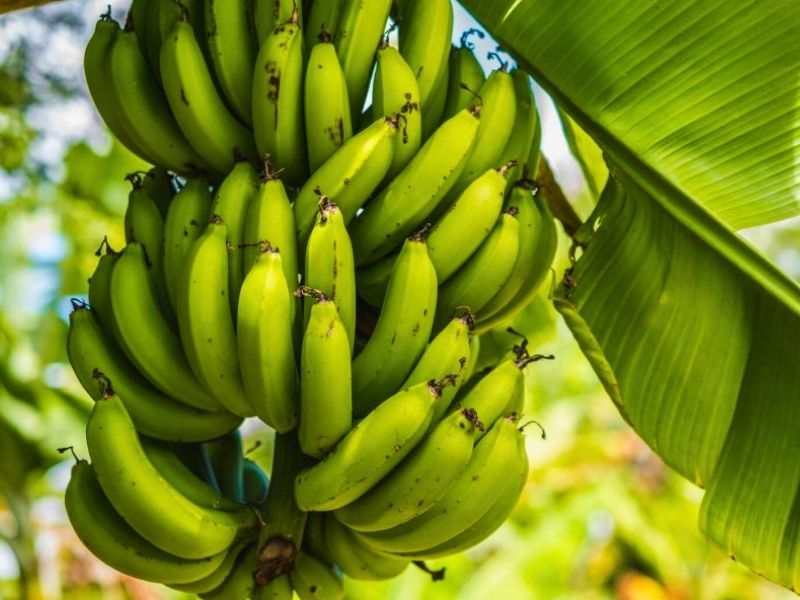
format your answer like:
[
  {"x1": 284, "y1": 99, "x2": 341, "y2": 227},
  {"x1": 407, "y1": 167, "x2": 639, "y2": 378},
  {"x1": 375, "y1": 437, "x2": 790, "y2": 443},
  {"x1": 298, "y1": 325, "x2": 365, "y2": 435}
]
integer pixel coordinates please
[
  {"x1": 0, "y1": 0, "x2": 64, "y2": 16},
  {"x1": 535, "y1": 157, "x2": 583, "y2": 239}
]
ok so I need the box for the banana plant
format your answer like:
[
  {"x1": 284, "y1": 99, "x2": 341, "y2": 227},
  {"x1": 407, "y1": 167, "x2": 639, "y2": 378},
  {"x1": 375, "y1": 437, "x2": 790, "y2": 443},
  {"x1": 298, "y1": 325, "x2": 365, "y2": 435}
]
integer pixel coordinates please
[{"x1": 458, "y1": 0, "x2": 800, "y2": 591}]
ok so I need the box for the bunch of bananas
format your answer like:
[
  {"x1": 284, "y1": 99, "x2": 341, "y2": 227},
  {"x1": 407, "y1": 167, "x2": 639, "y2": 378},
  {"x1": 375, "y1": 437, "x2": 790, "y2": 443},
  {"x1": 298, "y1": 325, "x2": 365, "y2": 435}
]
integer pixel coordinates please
[{"x1": 67, "y1": 0, "x2": 559, "y2": 597}]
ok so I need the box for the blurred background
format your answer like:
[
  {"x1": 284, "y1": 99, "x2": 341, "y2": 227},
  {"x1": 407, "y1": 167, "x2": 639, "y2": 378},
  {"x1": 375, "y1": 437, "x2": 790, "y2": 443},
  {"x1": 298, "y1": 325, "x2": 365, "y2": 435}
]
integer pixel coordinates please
[{"x1": 0, "y1": 2, "x2": 798, "y2": 599}]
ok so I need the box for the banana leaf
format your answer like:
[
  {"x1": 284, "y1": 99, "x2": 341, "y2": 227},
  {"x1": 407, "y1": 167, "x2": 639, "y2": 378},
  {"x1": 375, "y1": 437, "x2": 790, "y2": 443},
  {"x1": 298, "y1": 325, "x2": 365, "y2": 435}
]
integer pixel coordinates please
[{"x1": 458, "y1": 0, "x2": 800, "y2": 589}]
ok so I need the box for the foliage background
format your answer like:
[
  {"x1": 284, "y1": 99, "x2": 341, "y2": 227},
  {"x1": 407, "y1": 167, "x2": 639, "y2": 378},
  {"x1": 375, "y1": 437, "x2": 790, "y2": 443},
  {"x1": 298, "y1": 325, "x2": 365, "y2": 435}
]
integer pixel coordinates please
[{"x1": 0, "y1": 1, "x2": 797, "y2": 598}]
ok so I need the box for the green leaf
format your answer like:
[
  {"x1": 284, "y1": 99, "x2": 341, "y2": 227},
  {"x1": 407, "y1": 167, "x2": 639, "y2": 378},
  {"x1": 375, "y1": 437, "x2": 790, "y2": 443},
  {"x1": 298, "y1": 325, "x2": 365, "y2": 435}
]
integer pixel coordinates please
[{"x1": 458, "y1": 0, "x2": 800, "y2": 230}]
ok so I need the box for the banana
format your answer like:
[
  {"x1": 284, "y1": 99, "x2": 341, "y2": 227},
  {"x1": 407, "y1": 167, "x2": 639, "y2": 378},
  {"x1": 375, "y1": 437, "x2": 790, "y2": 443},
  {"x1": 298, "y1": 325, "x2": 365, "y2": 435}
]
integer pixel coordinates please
[
  {"x1": 441, "y1": 67, "x2": 517, "y2": 206},
  {"x1": 354, "y1": 251, "x2": 396, "y2": 307},
  {"x1": 304, "y1": 0, "x2": 343, "y2": 50},
  {"x1": 243, "y1": 171, "x2": 298, "y2": 295},
  {"x1": 160, "y1": 18, "x2": 257, "y2": 174},
  {"x1": 109, "y1": 25, "x2": 213, "y2": 175},
  {"x1": 163, "y1": 177, "x2": 213, "y2": 314},
  {"x1": 443, "y1": 32, "x2": 486, "y2": 120},
  {"x1": 141, "y1": 438, "x2": 243, "y2": 511},
  {"x1": 170, "y1": 538, "x2": 253, "y2": 594},
  {"x1": 398, "y1": 0, "x2": 452, "y2": 105},
  {"x1": 237, "y1": 245, "x2": 299, "y2": 432},
  {"x1": 351, "y1": 233, "x2": 437, "y2": 417},
  {"x1": 323, "y1": 515, "x2": 408, "y2": 580},
  {"x1": 303, "y1": 199, "x2": 356, "y2": 351},
  {"x1": 87, "y1": 240, "x2": 120, "y2": 339},
  {"x1": 109, "y1": 242, "x2": 221, "y2": 412},
  {"x1": 86, "y1": 389, "x2": 256, "y2": 559},
  {"x1": 204, "y1": 0, "x2": 257, "y2": 125},
  {"x1": 210, "y1": 161, "x2": 260, "y2": 313},
  {"x1": 252, "y1": 575, "x2": 295, "y2": 600},
  {"x1": 290, "y1": 551, "x2": 345, "y2": 600},
  {"x1": 128, "y1": 0, "x2": 152, "y2": 66},
  {"x1": 334, "y1": 0, "x2": 393, "y2": 118},
  {"x1": 477, "y1": 186, "x2": 558, "y2": 330},
  {"x1": 141, "y1": 167, "x2": 175, "y2": 218},
  {"x1": 252, "y1": 8, "x2": 308, "y2": 187},
  {"x1": 254, "y1": 0, "x2": 302, "y2": 44},
  {"x1": 354, "y1": 415, "x2": 524, "y2": 554},
  {"x1": 65, "y1": 459, "x2": 228, "y2": 584},
  {"x1": 420, "y1": 58, "x2": 449, "y2": 139},
  {"x1": 305, "y1": 31, "x2": 353, "y2": 172},
  {"x1": 371, "y1": 44, "x2": 422, "y2": 178},
  {"x1": 200, "y1": 543, "x2": 258, "y2": 599},
  {"x1": 434, "y1": 209, "x2": 520, "y2": 329},
  {"x1": 124, "y1": 178, "x2": 171, "y2": 320},
  {"x1": 298, "y1": 291, "x2": 352, "y2": 458},
  {"x1": 497, "y1": 69, "x2": 539, "y2": 193},
  {"x1": 391, "y1": 431, "x2": 528, "y2": 560},
  {"x1": 293, "y1": 115, "x2": 400, "y2": 243},
  {"x1": 294, "y1": 380, "x2": 445, "y2": 511},
  {"x1": 334, "y1": 407, "x2": 481, "y2": 532},
  {"x1": 255, "y1": 433, "x2": 307, "y2": 587},
  {"x1": 67, "y1": 305, "x2": 241, "y2": 442},
  {"x1": 348, "y1": 106, "x2": 481, "y2": 265},
  {"x1": 302, "y1": 512, "x2": 334, "y2": 566},
  {"x1": 148, "y1": 0, "x2": 210, "y2": 84},
  {"x1": 402, "y1": 311, "x2": 473, "y2": 422},
  {"x1": 177, "y1": 216, "x2": 254, "y2": 417},
  {"x1": 84, "y1": 15, "x2": 150, "y2": 162},
  {"x1": 427, "y1": 164, "x2": 512, "y2": 283},
  {"x1": 243, "y1": 458, "x2": 270, "y2": 505},
  {"x1": 205, "y1": 430, "x2": 246, "y2": 503}
]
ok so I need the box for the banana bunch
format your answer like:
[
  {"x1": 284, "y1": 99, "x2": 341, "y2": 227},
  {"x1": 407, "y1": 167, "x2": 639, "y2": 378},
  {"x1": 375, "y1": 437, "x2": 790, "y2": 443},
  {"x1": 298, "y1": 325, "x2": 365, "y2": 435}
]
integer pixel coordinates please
[{"x1": 69, "y1": 0, "x2": 563, "y2": 596}]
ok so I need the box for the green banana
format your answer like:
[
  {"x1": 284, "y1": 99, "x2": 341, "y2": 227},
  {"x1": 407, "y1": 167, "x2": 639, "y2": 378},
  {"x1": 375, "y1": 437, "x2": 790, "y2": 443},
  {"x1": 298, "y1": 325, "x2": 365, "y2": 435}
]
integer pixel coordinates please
[
  {"x1": 442, "y1": 67, "x2": 517, "y2": 205},
  {"x1": 420, "y1": 59, "x2": 449, "y2": 139},
  {"x1": 398, "y1": 0, "x2": 452, "y2": 108},
  {"x1": 427, "y1": 164, "x2": 512, "y2": 283},
  {"x1": 87, "y1": 240, "x2": 120, "y2": 339},
  {"x1": 205, "y1": 430, "x2": 246, "y2": 503},
  {"x1": 354, "y1": 251, "x2": 396, "y2": 307},
  {"x1": 123, "y1": 178, "x2": 171, "y2": 319},
  {"x1": 243, "y1": 171, "x2": 298, "y2": 290},
  {"x1": 303, "y1": 199, "x2": 356, "y2": 351},
  {"x1": 65, "y1": 460, "x2": 228, "y2": 584},
  {"x1": 83, "y1": 16, "x2": 150, "y2": 162},
  {"x1": 170, "y1": 538, "x2": 254, "y2": 594},
  {"x1": 323, "y1": 515, "x2": 408, "y2": 580},
  {"x1": 442, "y1": 32, "x2": 486, "y2": 120},
  {"x1": 348, "y1": 106, "x2": 481, "y2": 265},
  {"x1": 497, "y1": 69, "x2": 539, "y2": 194},
  {"x1": 210, "y1": 161, "x2": 260, "y2": 313},
  {"x1": 402, "y1": 311, "x2": 474, "y2": 422},
  {"x1": 293, "y1": 115, "x2": 400, "y2": 243},
  {"x1": 128, "y1": 0, "x2": 152, "y2": 66},
  {"x1": 392, "y1": 431, "x2": 528, "y2": 560},
  {"x1": 243, "y1": 458, "x2": 270, "y2": 505},
  {"x1": 299, "y1": 291, "x2": 352, "y2": 458},
  {"x1": 163, "y1": 177, "x2": 213, "y2": 314},
  {"x1": 252, "y1": 576, "x2": 295, "y2": 599},
  {"x1": 142, "y1": 438, "x2": 243, "y2": 511},
  {"x1": 477, "y1": 186, "x2": 558, "y2": 330},
  {"x1": 290, "y1": 551, "x2": 345, "y2": 600},
  {"x1": 305, "y1": 31, "x2": 353, "y2": 171},
  {"x1": 334, "y1": 0, "x2": 393, "y2": 118},
  {"x1": 304, "y1": 0, "x2": 343, "y2": 50},
  {"x1": 204, "y1": 0, "x2": 257, "y2": 125},
  {"x1": 109, "y1": 25, "x2": 212, "y2": 174},
  {"x1": 372, "y1": 44, "x2": 422, "y2": 178},
  {"x1": 252, "y1": 8, "x2": 308, "y2": 187},
  {"x1": 86, "y1": 390, "x2": 256, "y2": 559},
  {"x1": 254, "y1": 433, "x2": 307, "y2": 587},
  {"x1": 109, "y1": 242, "x2": 221, "y2": 412},
  {"x1": 200, "y1": 543, "x2": 258, "y2": 599},
  {"x1": 294, "y1": 380, "x2": 445, "y2": 511},
  {"x1": 351, "y1": 233, "x2": 437, "y2": 417},
  {"x1": 434, "y1": 209, "x2": 520, "y2": 329},
  {"x1": 237, "y1": 245, "x2": 299, "y2": 432},
  {"x1": 149, "y1": 0, "x2": 211, "y2": 85},
  {"x1": 354, "y1": 415, "x2": 524, "y2": 554},
  {"x1": 141, "y1": 167, "x2": 175, "y2": 218},
  {"x1": 302, "y1": 512, "x2": 334, "y2": 566},
  {"x1": 160, "y1": 18, "x2": 257, "y2": 174},
  {"x1": 67, "y1": 306, "x2": 241, "y2": 442},
  {"x1": 253, "y1": 0, "x2": 302, "y2": 44},
  {"x1": 334, "y1": 407, "x2": 481, "y2": 532},
  {"x1": 177, "y1": 216, "x2": 254, "y2": 417}
]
